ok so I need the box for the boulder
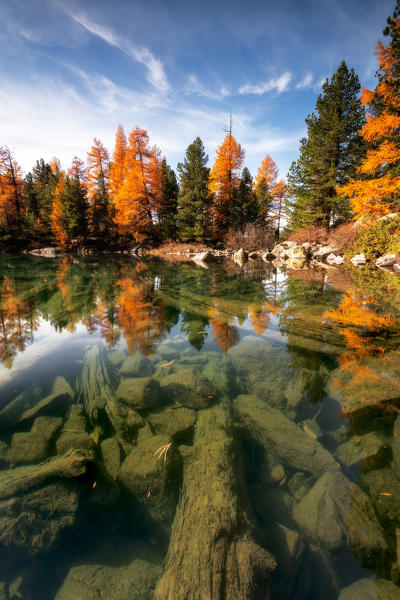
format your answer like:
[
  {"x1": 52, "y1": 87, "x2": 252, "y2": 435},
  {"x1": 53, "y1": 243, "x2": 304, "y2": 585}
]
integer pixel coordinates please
[
  {"x1": 234, "y1": 394, "x2": 337, "y2": 477},
  {"x1": 108, "y1": 349, "x2": 127, "y2": 367},
  {"x1": 100, "y1": 436, "x2": 122, "y2": 480},
  {"x1": 271, "y1": 244, "x2": 289, "y2": 259},
  {"x1": 116, "y1": 377, "x2": 161, "y2": 410},
  {"x1": 232, "y1": 248, "x2": 247, "y2": 264},
  {"x1": 376, "y1": 253, "x2": 399, "y2": 268},
  {"x1": 338, "y1": 578, "x2": 400, "y2": 600},
  {"x1": 351, "y1": 253, "x2": 367, "y2": 266},
  {"x1": 312, "y1": 246, "x2": 338, "y2": 260},
  {"x1": 336, "y1": 432, "x2": 388, "y2": 468},
  {"x1": 192, "y1": 251, "x2": 214, "y2": 263},
  {"x1": 55, "y1": 539, "x2": 163, "y2": 600},
  {"x1": 146, "y1": 406, "x2": 196, "y2": 438},
  {"x1": 0, "y1": 384, "x2": 43, "y2": 429},
  {"x1": 19, "y1": 377, "x2": 74, "y2": 423},
  {"x1": 363, "y1": 467, "x2": 400, "y2": 523},
  {"x1": 288, "y1": 245, "x2": 307, "y2": 261},
  {"x1": 202, "y1": 354, "x2": 239, "y2": 397},
  {"x1": 157, "y1": 344, "x2": 179, "y2": 361},
  {"x1": 160, "y1": 368, "x2": 217, "y2": 409},
  {"x1": 28, "y1": 247, "x2": 60, "y2": 257},
  {"x1": 326, "y1": 253, "x2": 344, "y2": 265},
  {"x1": 9, "y1": 416, "x2": 63, "y2": 465},
  {"x1": 118, "y1": 434, "x2": 181, "y2": 527},
  {"x1": 293, "y1": 471, "x2": 387, "y2": 556},
  {"x1": 119, "y1": 354, "x2": 153, "y2": 377}
]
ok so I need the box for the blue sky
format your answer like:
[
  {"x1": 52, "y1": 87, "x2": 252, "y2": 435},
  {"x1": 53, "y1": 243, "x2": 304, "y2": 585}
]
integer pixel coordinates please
[{"x1": 0, "y1": 0, "x2": 395, "y2": 180}]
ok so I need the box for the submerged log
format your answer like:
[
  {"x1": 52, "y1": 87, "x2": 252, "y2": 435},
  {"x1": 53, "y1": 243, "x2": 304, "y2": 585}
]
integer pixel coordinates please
[
  {"x1": 155, "y1": 404, "x2": 276, "y2": 600},
  {"x1": 234, "y1": 394, "x2": 337, "y2": 477}
]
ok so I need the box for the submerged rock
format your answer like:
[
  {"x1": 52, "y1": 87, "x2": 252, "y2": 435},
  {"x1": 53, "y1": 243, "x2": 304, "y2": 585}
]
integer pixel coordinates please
[
  {"x1": 363, "y1": 467, "x2": 400, "y2": 523},
  {"x1": 146, "y1": 406, "x2": 196, "y2": 439},
  {"x1": 19, "y1": 377, "x2": 74, "y2": 423},
  {"x1": 336, "y1": 432, "x2": 388, "y2": 468},
  {"x1": 107, "y1": 349, "x2": 127, "y2": 367},
  {"x1": 118, "y1": 434, "x2": 181, "y2": 527},
  {"x1": 0, "y1": 384, "x2": 42, "y2": 429},
  {"x1": 100, "y1": 436, "x2": 122, "y2": 480},
  {"x1": 160, "y1": 367, "x2": 217, "y2": 409},
  {"x1": 119, "y1": 354, "x2": 153, "y2": 377},
  {"x1": 293, "y1": 471, "x2": 387, "y2": 556},
  {"x1": 351, "y1": 253, "x2": 367, "y2": 266},
  {"x1": 235, "y1": 394, "x2": 337, "y2": 477},
  {"x1": 202, "y1": 354, "x2": 239, "y2": 397},
  {"x1": 338, "y1": 578, "x2": 400, "y2": 599},
  {"x1": 55, "y1": 538, "x2": 163, "y2": 600},
  {"x1": 9, "y1": 416, "x2": 63, "y2": 465},
  {"x1": 0, "y1": 481, "x2": 80, "y2": 555},
  {"x1": 116, "y1": 377, "x2": 161, "y2": 410}
]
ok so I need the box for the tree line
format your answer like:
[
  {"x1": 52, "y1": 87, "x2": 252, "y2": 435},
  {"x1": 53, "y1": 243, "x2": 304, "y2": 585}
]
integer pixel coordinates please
[{"x1": 0, "y1": 0, "x2": 399, "y2": 248}]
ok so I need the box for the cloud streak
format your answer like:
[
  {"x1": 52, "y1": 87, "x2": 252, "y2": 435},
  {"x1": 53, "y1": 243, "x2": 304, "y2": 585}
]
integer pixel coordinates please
[
  {"x1": 64, "y1": 10, "x2": 170, "y2": 94},
  {"x1": 239, "y1": 72, "x2": 292, "y2": 95},
  {"x1": 295, "y1": 73, "x2": 313, "y2": 89}
]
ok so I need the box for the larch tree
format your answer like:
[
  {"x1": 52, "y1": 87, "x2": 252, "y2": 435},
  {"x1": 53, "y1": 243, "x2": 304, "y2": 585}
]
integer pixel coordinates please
[
  {"x1": 109, "y1": 125, "x2": 127, "y2": 198},
  {"x1": 209, "y1": 133, "x2": 245, "y2": 235},
  {"x1": 113, "y1": 126, "x2": 162, "y2": 242},
  {"x1": 0, "y1": 146, "x2": 25, "y2": 231},
  {"x1": 287, "y1": 61, "x2": 366, "y2": 230},
  {"x1": 338, "y1": 3, "x2": 400, "y2": 219},
  {"x1": 177, "y1": 137, "x2": 211, "y2": 242},
  {"x1": 87, "y1": 139, "x2": 111, "y2": 235}
]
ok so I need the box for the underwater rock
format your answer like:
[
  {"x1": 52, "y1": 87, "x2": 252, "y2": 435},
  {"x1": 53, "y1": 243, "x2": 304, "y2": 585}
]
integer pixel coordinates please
[
  {"x1": 56, "y1": 405, "x2": 92, "y2": 455},
  {"x1": 302, "y1": 419, "x2": 323, "y2": 440},
  {"x1": 229, "y1": 336, "x2": 290, "y2": 408},
  {"x1": 19, "y1": 377, "x2": 74, "y2": 424},
  {"x1": 235, "y1": 394, "x2": 337, "y2": 477},
  {"x1": 116, "y1": 377, "x2": 161, "y2": 410},
  {"x1": 293, "y1": 471, "x2": 387, "y2": 556},
  {"x1": 393, "y1": 414, "x2": 400, "y2": 480},
  {"x1": 9, "y1": 416, "x2": 63, "y2": 465},
  {"x1": 329, "y1": 351, "x2": 400, "y2": 414},
  {"x1": 0, "y1": 481, "x2": 80, "y2": 556},
  {"x1": 157, "y1": 345, "x2": 179, "y2": 361},
  {"x1": 202, "y1": 354, "x2": 240, "y2": 397},
  {"x1": 0, "y1": 384, "x2": 42, "y2": 429},
  {"x1": 160, "y1": 367, "x2": 217, "y2": 409},
  {"x1": 118, "y1": 434, "x2": 181, "y2": 528},
  {"x1": 336, "y1": 432, "x2": 388, "y2": 468},
  {"x1": 0, "y1": 582, "x2": 5, "y2": 600},
  {"x1": 100, "y1": 436, "x2": 122, "y2": 480},
  {"x1": 251, "y1": 484, "x2": 294, "y2": 528},
  {"x1": 108, "y1": 349, "x2": 128, "y2": 367},
  {"x1": 268, "y1": 523, "x2": 308, "y2": 600},
  {"x1": 55, "y1": 538, "x2": 163, "y2": 600},
  {"x1": 338, "y1": 578, "x2": 400, "y2": 599},
  {"x1": 80, "y1": 345, "x2": 114, "y2": 420},
  {"x1": 146, "y1": 406, "x2": 196, "y2": 439},
  {"x1": 119, "y1": 354, "x2": 153, "y2": 377},
  {"x1": 363, "y1": 467, "x2": 400, "y2": 523},
  {"x1": 0, "y1": 441, "x2": 8, "y2": 468},
  {"x1": 155, "y1": 404, "x2": 276, "y2": 600},
  {"x1": 284, "y1": 367, "x2": 325, "y2": 421},
  {"x1": 287, "y1": 472, "x2": 314, "y2": 502}
]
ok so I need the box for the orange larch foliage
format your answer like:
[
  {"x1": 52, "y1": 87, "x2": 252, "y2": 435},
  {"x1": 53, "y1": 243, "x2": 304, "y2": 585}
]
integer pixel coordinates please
[
  {"x1": 337, "y1": 18, "x2": 400, "y2": 220},
  {"x1": 113, "y1": 127, "x2": 162, "y2": 242},
  {"x1": 109, "y1": 125, "x2": 127, "y2": 197},
  {"x1": 68, "y1": 156, "x2": 87, "y2": 184},
  {"x1": 254, "y1": 154, "x2": 279, "y2": 190},
  {"x1": 0, "y1": 146, "x2": 25, "y2": 225},
  {"x1": 209, "y1": 133, "x2": 244, "y2": 234},
  {"x1": 50, "y1": 174, "x2": 68, "y2": 248}
]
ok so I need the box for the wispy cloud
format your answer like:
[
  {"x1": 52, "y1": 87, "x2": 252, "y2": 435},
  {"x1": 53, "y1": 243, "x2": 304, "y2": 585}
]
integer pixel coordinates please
[
  {"x1": 64, "y1": 10, "x2": 170, "y2": 94},
  {"x1": 239, "y1": 72, "x2": 292, "y2": 95},
  {"x1": 184, "y1": 74, "x2": 230, "y2": 100},
  {"x1": 295, "y1": 73, "x2": 313, "y2": 89}
]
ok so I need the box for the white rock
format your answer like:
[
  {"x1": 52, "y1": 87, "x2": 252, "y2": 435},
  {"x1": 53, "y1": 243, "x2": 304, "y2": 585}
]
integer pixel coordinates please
[
  {"x1": 351, "y1": 253, "x2": 367, "y2": 266},
  {"x1": 375, "y1": 253, "x2": 398, "y2": 268},
  {"x1": 326, "y1": 253, "x2": 344, "y2": 265},
  {"x1": 312, "y1": 246, "x2": 338, "y2": 260}
]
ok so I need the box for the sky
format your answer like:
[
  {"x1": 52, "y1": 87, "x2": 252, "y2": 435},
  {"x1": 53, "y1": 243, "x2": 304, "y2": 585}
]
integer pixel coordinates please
[{"x1": 0, "y1": 0, "x2": 395, "y2": 180}]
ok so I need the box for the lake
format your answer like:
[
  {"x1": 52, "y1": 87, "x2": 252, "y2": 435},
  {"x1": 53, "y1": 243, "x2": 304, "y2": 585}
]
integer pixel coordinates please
[{"x1": 0, "y1": 254, "x2": 400, "y2": 599}]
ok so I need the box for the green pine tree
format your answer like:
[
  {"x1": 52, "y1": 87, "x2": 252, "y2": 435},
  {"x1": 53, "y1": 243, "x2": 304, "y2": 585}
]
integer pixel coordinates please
[
  {"x1": 229, "y1": 167, "x2": 258, "y2": 229},
  {"x1": 60, "y1": 176, "x2": 88, "y2": 241},
  {"x1": 159, "y1": 159, "x2": 179, "y2": 240},
  {"x1": 26, "y1": 159, "x2": 60, "y2": 235},
  {"x1": 287, "y1": 61, "x2": 366, "y2": 230},
  {"x1": 177, "y1": 137, "x2": 211, "y2": 242},
  {"x1": 255, "y1": 178, "x2": 273, "y2": 226},
  {"x1": 91, "y1": 171, "x2": 111, "y2": 236}
]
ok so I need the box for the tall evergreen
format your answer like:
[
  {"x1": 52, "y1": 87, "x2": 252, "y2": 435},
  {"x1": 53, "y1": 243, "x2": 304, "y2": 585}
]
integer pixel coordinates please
[
  {"x1": 91, "y1": 171, "x2": 111, "y2": 236},
  {"x1": 159, "y1": 159, "x2": 179, "y2": 239},
  {"x1": 287, "y1": 61, "x2": 366, "y2": 230},
  {"x1": 177, "y1": 137, "x2": 211, "y2": 242},
  {"x1": 60, "y1": 176, "x2": 88, "y2": 241},
  {"x1": 229, "y1": 167, "x2": 258, "y2": 229},
  {"x1": 255, "y1": 178, "x2": 273, "y2": 226},
  {"x1": 25, "y1": 159, "x2": 60, "y2": 234}
]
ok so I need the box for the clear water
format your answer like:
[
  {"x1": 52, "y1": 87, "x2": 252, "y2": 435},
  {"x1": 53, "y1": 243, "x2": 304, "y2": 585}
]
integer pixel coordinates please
[{"x1": 0, "y1": 254, "x2": 400, "y2": 599}]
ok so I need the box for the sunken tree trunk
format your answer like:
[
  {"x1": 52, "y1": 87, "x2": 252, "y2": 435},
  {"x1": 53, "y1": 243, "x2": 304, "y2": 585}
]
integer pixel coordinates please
[{"x1": 155, "y1": 403, "x2": 276, "y2": 600}]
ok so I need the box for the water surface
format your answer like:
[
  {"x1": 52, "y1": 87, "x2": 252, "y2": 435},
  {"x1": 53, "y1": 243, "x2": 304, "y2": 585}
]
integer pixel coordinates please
[{"x1": 0, "y1": 255, "x2": 399, "y2": 599}]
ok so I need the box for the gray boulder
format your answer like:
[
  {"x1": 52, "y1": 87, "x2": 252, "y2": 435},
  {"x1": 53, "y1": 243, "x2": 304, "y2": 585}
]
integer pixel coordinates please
[
  {"x1": 336, "y1": 432, "x2": 388, "y2": 468},
  {"x1": 160, "y1": 368, "x2": 216, "y2": 409},
  {"x1": 338, "y1": 578, "x2": 400, "y2": 600},
  {"x1": 9, "y1": 416, "x2": 63, "y2": 465},
  {"x1": 147, "y1": 406, "x2": 196, "y2": 438},
  {"x1": 293, "y1": 471, "x2": 387, "y2": 555},
  {"x1": 119, "y1": 354, "x2": 153, "y2": 377},
  {"x1": 116, "y1": 377, "x2": 161, "y2": 410},
  {"x1": 376, "y1": 253, "x2": 399, "y2": 268},
  {"x1": 351, "y1": 253, "x2": 367, "y2": 266}
]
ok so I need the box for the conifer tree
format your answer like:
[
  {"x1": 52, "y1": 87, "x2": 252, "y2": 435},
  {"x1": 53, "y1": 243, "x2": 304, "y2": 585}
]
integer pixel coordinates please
[
  {"x1": 109, "y1": 125, "x2": 127, "y2": 197},
  {"x1": 255, "y1": 179, "x2": 272, "y2": 226},
  {"x1": 177, "y1": 137, "x2": 211, "y2": 242},
  {"x1": 25, "y1": 158, "x2": 61, "y2": 235},
  {"x1": 209, "y1": 133, "x2": 244, "y2": 235},
  {"x1": 87, "y1": 139, "x2": 111, "y2": 235},
  {"x1": 287, "y1": 61, "x2": 366, "y2": 230},
  {"x1": 338, "y1": 2, "x2": 400, "y2": 219},
  {"x1": 159, "y1": 159, "x2": 178, "y2": 239},
  {"x1": 230, "y1": 167, "x2": 258, "y2": 229}
]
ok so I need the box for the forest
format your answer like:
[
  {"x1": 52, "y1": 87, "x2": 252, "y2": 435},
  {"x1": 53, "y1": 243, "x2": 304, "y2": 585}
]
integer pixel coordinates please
[{"x1": 0, "y1": 0, "x2": 399, "y2": 252}]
